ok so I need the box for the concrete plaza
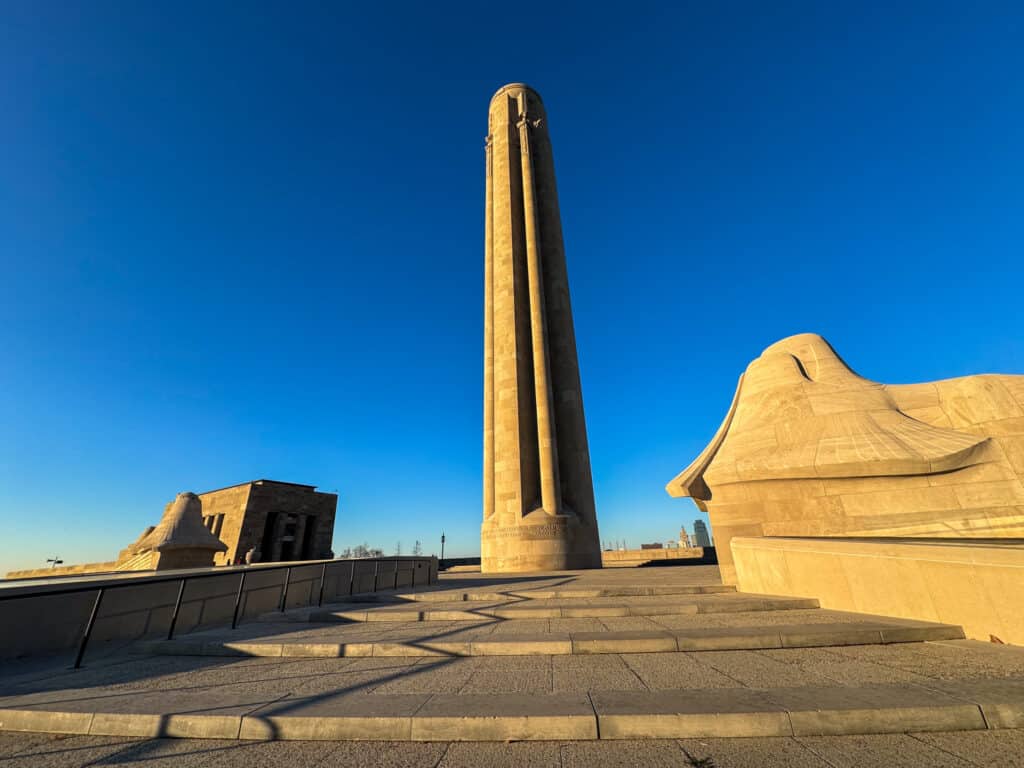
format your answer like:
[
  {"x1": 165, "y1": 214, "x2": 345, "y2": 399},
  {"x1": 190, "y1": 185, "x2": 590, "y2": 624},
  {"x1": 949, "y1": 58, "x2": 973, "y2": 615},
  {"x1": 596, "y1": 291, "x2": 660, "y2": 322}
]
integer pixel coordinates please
[{"x1": 1, "y1": 566, "x2": 1022, "y2": 766}]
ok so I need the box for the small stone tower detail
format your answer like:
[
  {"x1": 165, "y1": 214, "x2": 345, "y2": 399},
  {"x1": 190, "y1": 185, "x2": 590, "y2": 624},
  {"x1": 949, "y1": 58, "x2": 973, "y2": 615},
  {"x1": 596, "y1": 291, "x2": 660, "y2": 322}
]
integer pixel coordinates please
[{"x1": 482, "y1": 83, "x2": 602, "y2": 572}]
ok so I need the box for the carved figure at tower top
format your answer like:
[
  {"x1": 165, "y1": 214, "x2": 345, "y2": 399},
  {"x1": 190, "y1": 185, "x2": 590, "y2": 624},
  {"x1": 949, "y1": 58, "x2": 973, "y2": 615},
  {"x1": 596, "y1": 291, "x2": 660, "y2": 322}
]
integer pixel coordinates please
[
  {"x1": 667, "y1": 333, "x2": 1024, "y2": 583},
  {"x1": 481, "y1": 84, "x2": 602, "y2": 571}
]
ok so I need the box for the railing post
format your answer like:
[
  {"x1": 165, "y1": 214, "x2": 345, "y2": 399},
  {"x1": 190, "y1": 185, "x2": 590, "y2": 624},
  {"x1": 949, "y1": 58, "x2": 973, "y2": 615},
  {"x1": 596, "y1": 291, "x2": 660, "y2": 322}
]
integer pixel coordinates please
[
  {"x1": 73, "y1": 588, "x2": 105, "y2": 669},
  {"x1": 412, "y1": 561, "x2": 418, "y2": 588},
  {"x1": 231, "y1": 571, "x2": 247, "y2": 629},
  {"x1": 394, "y1": 559, "x2": 399, "y2": 590},
  {"x1": 348, "y1": 560, "x2": 355, "y2": 597},
  {"x1": 166, "y1": 579, "x2": 187, "y2": 640},
  {"x1": 279, "y1": 567, "x2": 292, "y2": 612},
  {"x1": 317, "y1": 562, "x2": 328, "y2": 607},
  {"x1": 373, "y1": 559, "x2": 379, "y2": 592}
]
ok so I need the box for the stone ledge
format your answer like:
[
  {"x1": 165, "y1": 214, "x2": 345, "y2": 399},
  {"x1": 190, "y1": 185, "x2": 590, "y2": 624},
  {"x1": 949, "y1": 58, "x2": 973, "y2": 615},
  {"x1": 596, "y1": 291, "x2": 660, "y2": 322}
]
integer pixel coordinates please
[
  {"x1": 2, "y1": 680, "x2": 1019, "y2": 741},
  {"x1": 351, "y1": 585, "x2": 738, "y2": 602},
  {"x1": 140, "y1": 621, "x2": 964, "y2": 658},
  {"x1": 311, "y1": 596, "x2": 819, "y2": 623}
]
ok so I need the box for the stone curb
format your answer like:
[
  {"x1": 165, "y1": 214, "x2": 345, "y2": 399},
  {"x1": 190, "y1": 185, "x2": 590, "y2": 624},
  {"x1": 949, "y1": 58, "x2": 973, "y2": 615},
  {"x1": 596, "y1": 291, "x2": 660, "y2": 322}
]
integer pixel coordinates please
[
  {"x1": 350, "y1": 585, "x2": 738, "y2": 602},
  {"x1": 1, "y1": 680, "x2": 1019, "y2": 741},
  {"x1": 141, "y1": 622, "x2": 964, "y2": 658},
  {"x1": 311, "y1": 596, "x2": 821, "y2": 623}
]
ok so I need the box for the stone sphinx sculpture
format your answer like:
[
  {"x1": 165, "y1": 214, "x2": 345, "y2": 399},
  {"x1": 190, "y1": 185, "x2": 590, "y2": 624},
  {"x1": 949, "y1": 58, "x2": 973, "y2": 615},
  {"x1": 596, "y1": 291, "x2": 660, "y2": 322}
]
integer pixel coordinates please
[{"x1": 667, "y1": 333, "x2": 1024, "y2": 583}]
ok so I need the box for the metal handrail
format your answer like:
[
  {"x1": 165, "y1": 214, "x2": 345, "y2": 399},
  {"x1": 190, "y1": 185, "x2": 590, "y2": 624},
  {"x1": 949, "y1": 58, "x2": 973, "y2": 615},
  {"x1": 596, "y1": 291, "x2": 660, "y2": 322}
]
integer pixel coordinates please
[
  {"x1": 0, "y1": 556, "x2": 431, "y2": 601},
  {"x1": 0, "y1": 556, "x2": 435, "y2": 668}
]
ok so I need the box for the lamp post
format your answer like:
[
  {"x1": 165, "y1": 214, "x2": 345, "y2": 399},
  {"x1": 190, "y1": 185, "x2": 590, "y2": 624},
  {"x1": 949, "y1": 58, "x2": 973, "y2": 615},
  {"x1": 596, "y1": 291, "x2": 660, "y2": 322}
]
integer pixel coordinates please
[{"x1": 440, "y1": 532, "x2": 445, "y2": 562}]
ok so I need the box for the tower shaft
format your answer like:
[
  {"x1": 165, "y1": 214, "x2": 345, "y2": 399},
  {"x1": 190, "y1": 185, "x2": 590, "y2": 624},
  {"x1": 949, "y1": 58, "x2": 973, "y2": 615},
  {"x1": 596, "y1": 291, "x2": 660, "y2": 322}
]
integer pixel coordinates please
[{"x1": 482, "y1": 84, "x2": 601, "y2": 572}]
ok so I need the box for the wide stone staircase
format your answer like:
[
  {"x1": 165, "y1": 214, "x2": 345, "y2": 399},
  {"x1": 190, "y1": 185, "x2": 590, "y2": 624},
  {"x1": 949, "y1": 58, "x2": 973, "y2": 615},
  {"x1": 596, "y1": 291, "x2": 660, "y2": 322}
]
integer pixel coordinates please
[{"x1": 1, "y1": 565, "x2": 1022, "y2": 744}]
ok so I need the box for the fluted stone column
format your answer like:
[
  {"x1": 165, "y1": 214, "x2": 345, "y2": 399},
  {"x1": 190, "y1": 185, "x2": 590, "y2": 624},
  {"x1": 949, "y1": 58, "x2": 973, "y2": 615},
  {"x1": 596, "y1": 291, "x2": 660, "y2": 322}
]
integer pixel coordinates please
[{"x1": 482, "y1": 83, "x2": 602, "y2": 572}]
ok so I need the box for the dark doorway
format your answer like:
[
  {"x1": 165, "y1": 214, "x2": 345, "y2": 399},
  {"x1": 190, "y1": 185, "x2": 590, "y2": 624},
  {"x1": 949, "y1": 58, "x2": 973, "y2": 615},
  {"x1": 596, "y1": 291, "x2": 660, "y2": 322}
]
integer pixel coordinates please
[
  {"x1": 301, "y1": 515, "x2": 318, "y2": 559},
  {"x1": 261, "y1": 511, "x2": 279, "y2": 562}
]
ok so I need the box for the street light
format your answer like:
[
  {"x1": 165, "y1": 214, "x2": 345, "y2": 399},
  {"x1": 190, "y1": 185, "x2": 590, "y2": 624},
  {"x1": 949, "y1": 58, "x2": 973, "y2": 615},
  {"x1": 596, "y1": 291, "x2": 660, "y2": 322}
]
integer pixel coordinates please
[{"x1": 440, "y1": 532, "x2": 445, "y2": 562}]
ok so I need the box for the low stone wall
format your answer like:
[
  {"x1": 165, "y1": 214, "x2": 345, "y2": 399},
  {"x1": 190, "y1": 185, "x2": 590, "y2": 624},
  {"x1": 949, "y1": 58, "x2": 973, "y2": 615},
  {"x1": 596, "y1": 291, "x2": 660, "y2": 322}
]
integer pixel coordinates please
[
  {"x1": 601, "y1": 547, "x2": 710, "y2": 567},
  {"x1": 438, "y1": 557, "x2": 481, "y2": 571},
  {"x1": 7, "y1": 562, "x2": 121, "y2": 579},
  {"x1": 0, "y1": 556, "x2": 438, "y2": 662},
  {"x1": 732, "y1": 536, "x2": 1024, "y2": 645}
]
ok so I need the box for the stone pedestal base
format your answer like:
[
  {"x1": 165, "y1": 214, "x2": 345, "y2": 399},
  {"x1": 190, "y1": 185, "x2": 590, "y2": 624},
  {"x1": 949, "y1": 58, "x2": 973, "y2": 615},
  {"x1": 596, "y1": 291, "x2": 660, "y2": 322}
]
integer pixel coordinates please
[{"x1": 481, "y1": 511, "x2": 602, "y2": 572}]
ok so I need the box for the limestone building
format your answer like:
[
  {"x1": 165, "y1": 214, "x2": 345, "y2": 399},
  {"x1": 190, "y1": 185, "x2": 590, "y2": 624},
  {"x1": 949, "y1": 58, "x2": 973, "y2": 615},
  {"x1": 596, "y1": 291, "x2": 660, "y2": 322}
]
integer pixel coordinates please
[
  {"x1": 481, "y1": 84, "x2": 602, "y2": 571},
  {"x1": 6, "y1": 478, "x2": 339, "y2": 579},
  {"x1": 195, "y1": 479, "x2": 337, "y2": 565}
]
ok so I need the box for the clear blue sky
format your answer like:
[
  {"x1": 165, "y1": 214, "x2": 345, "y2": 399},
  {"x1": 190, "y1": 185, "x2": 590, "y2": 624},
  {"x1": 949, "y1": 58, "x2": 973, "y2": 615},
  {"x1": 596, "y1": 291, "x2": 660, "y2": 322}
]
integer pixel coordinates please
[{"x1": 2, "y1": 2, "x2": 1022, "y2": 573}]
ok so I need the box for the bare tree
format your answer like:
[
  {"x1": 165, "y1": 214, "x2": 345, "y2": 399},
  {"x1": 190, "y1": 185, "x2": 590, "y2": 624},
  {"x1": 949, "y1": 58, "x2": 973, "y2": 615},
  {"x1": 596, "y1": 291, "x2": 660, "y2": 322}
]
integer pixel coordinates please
[{"x1": 412, "y1": 540, "x2": 422, "y2": 556}]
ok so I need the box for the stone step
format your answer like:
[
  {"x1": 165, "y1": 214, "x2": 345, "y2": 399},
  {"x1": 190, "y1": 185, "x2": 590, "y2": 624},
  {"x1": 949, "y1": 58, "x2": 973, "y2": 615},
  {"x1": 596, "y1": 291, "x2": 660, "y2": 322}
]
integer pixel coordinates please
[
  {"x1": 1, "y1": 678, "x2": 1019, "y2": 741},
  {"x1": 310, "y1": 596, "x2": 820, "y2": 622},
  {"x1": 141, "y1": 621, "x2": 965, "y2": 658},
  {"x1": 352, "y1": 585, "x2": 738, "y2": 602}
]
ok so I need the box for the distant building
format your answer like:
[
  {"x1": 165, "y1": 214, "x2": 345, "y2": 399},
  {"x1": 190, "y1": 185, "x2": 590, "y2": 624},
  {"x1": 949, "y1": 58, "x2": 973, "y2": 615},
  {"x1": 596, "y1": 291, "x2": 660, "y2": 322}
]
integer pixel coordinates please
[
  {"x1": 678, "y1": 526, "x2": 692, "y2": 549},
  {"x1": 197, "y1": 479, "x2": 337, "y2": 565},
  {"x1": 693, "y1": 520, "x2": 712, "y2": 548},
  {"x1": 640, "y1": 542, "x2": 664, "y2": 550},
  {"x1": 5, "y1": 478, "x2": 337, "y2": 579}
]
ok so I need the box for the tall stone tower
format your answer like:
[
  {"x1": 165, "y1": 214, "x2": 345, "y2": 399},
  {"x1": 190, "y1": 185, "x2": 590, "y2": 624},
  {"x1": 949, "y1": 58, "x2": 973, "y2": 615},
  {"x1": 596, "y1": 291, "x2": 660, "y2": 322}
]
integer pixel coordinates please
[{"x1": 482, "y1": 83, "x2": 602, "y2": 572}]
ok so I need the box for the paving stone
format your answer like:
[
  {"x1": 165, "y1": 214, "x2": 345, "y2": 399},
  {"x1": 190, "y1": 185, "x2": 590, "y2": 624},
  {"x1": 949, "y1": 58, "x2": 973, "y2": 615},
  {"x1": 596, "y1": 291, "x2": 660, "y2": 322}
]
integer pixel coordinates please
[
  {"x1": 551, "y1": 655, "x2": 648, "y2": 692},
  {"x1": 370, "y1": 659, "x2": 477, "y2": 694},
  {"x1": 620, "y1": 653, "x2": 741, "y2": 690},
  {"x1": 0, "y1": 735, "x2": 145, "y2": 767},
  {"x1": 547, "y1": 618, "x2": 606, "y2": 633},
  {"x1": 797, "y1": 733, "x2": 977, "y2": 767},
  {"x1": 677, "y1": 736, "x2": 833, "y2": 767},
  {"x1": 561, "y1": 739, "x2": 691, "y2": 767},
  {"x1": 458, "y1": 656, "x2": 552, "y2": 694},
  {"x1": 319, "y1": 741, "x2": 449, "y2": 767},
  {"x1": 291, "y1": 664, "x2": 428, "y2": 696},
  {"x1": 825, "y1": 642, "x2": 1024, "y2": 680},
  {"x1": 488, "y1": 620, "x2": 550, "y2": 635},
  {"x1": 758, "y1": 647, "x2": 936, "y2": 685},
  {"x1": 92, "y1": 737, "x2": 341, "y2": 767},
  {"x1": 701, "y1": 609, "x2": 873, "y2": 627},
  {"x1": 689, "y1": 650, "x2": 837, "y2": 688},
  {"x1": 437, "y1": 740, "x2": 561, "y2": 767},
  {"x1": 0, "y1": 730, "x2": 59, "y2": 757},
  {"x1": 911, "y1": 729, "x2": 1024, "y2": 768}
]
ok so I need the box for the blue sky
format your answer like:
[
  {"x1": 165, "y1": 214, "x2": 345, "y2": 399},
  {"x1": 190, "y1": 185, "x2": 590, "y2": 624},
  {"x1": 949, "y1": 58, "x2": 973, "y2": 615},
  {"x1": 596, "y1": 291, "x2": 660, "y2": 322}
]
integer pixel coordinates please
[{"x1": 1, "y1": 2, "x2": 1022, "y2": 573}]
